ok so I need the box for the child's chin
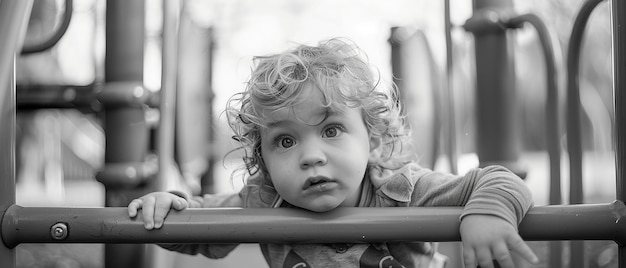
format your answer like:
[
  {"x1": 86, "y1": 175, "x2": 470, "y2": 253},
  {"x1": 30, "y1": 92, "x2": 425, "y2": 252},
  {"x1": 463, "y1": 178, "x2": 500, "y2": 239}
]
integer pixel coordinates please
[{"x1": 305, "y1": 203, "x2": 341, "y2": 213}]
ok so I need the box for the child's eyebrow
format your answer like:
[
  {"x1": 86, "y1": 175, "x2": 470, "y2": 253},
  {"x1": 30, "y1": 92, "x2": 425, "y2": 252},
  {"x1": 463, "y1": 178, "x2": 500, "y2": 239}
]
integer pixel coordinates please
[{"x1": 266, "y1": 109, "x2": 342, "y2": 128}]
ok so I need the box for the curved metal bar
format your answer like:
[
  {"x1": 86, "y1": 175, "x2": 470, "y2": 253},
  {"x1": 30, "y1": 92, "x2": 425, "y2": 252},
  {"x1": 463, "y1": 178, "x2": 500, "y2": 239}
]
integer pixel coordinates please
[
  {"x1": 2, "y1": 202, "x2": 626, "y2": 248},
  {"x1": 388, "y1": 27, "x2": 441, "y2": 170},
  {"x1": 567, "y1": 0, "x2": 606, "y2": 204},
  {"x1": 21, "y1": 0, "x2": 73, "y2": 54},
  {"x1": 566, "y1": 0, "x2": 607, "y2": 266},
  {"x1": 507, "y1": 13, "x2": 561, "y2": 206},
  {"x1": 507, "y1": 13, "x2": 563, "y2": 268}
]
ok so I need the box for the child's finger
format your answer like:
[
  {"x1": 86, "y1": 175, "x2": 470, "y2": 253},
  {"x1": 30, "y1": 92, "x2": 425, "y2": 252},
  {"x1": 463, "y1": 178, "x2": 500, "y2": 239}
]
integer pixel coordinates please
[
  {"x1": 172, "y1": 198, "x2": 188, "y2": 211},
  {"x1": 153, "y1": 197, "x2": 173, "y2": 229},
  {"x1": 462, "y1": 246, "x2": 477, "y2": 268},
  {"x1": 492, "y1": 243, "x2": 515, "y2": 268},
  {"x1": 141, "y1": 196, "x2": 156, "y2": 230},
  {"x1": 508, "y1": 234, "x2": 539, "y2": 264},
  {"x1": 127, "y1": 199, "x2": 143, "y2": 217},
  {"x1": 475, "y1": 248, "x2": 495, "y2": 268}
]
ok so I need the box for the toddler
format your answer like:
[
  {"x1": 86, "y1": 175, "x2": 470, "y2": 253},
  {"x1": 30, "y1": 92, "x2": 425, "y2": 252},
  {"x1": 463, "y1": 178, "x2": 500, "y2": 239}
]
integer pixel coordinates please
[{"x1": 128, "y1": 38, "x2": 538, "y2": 268}]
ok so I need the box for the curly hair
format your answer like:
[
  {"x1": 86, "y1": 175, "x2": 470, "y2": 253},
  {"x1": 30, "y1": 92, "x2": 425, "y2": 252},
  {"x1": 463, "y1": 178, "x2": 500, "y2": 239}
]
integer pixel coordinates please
[{"x1": 226, "y1": 38, "x2": 413, "y2": 183}]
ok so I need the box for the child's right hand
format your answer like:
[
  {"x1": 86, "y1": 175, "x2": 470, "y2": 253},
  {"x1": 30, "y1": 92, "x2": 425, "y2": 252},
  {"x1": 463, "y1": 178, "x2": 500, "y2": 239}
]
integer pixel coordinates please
[{"x1": 127, "y1": 192, "x2": 189, "y2": 230}]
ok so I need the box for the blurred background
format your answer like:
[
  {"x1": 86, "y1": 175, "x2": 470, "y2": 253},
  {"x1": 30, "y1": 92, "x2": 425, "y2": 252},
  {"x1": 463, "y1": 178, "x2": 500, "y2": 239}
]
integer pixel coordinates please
[{"x1": 8, "y1": 0, "x2": 616, "y2": 267}]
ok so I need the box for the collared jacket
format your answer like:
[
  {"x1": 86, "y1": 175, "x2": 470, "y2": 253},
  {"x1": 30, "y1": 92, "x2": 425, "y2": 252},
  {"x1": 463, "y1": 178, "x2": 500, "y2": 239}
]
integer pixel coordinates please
[{"x1": 161, "y1": 163, "x2": 533, "y2": 268}]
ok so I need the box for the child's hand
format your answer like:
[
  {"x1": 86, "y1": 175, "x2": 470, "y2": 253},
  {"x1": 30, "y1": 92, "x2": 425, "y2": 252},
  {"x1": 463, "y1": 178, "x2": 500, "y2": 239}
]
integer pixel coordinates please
[
  {"x1": 127, "y1": 192, "x2": 188, "y2": 230},
  {"x1": 460, "y1": 215, "x2": 538, "y2": 268}
]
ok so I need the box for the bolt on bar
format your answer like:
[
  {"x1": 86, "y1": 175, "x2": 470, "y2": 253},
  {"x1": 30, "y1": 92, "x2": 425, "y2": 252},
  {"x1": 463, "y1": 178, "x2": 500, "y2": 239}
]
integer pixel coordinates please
[{"x1": 2, "y1": 201, "x2": 626, "y2": 248}]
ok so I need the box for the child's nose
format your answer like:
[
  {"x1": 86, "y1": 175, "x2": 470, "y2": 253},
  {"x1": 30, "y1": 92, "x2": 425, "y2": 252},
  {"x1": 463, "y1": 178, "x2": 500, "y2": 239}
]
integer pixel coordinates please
[{"x1": 299, "y1": 141, "x2": 327, "y2": 168}]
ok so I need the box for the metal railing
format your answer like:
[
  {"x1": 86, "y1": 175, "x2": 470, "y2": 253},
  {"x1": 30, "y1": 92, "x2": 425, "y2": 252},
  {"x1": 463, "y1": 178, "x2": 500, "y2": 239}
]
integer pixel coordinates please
[{"x1": 2, "y1": 202, "x2": 626, "y2": 247}]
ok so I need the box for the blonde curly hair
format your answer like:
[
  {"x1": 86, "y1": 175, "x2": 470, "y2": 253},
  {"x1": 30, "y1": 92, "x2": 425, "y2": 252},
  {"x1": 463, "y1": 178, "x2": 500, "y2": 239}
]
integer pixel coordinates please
[{"x1": 226, "y1": 38, "x2": 413, "y2": 182}]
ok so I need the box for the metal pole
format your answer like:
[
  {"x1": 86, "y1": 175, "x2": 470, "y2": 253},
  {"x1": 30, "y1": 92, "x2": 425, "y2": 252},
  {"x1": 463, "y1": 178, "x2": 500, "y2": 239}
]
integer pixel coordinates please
[
  {"x1": 0, "y1": 1, "x2": 33, "y2": 268},
  {"x1": 443, "y1": 0, "x2": 458, "y2": 174},
  {"x1": 102, "y1": 0, "x2": 148, "y2": 268},
  {"x1": 567, "y1": 0, "x2": 606, "y2": 266},
  {"x1": 176, "y1": 15, "x2": 215, "y2": 194},
  {"x1": 611, "y1": 0, "x2": 626, "y2": 267},
  {"x1": 507, "y1": 13, "x2": 564, "y2": 268},
  {"x1": 2, "y1": 203, "x2": 626, "y2": 247},
  {"x1": 0, "y1": 72, "x2": 17, "y2": 268},
  {"x1": 389, "y1": 27, "x2": 440, "y2": 170},
  {"x1": 466, "y1": 0, "x2": 525, "y2": 178},
  {"x1": 0, "y1": 0, "x2": 33, "y2": 106},
  {"x1": 155, "y1": 0, "x2": 180, "y2": 191}
]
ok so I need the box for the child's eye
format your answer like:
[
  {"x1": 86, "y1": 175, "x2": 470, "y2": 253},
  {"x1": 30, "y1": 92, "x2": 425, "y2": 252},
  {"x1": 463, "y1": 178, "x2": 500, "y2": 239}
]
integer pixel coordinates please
[
  {"x1": 275, "y1": 135, "x2": 295, "y2": 149},
  {"x1": 323, "y1": 125, "x2": 344, "y2": 138}
]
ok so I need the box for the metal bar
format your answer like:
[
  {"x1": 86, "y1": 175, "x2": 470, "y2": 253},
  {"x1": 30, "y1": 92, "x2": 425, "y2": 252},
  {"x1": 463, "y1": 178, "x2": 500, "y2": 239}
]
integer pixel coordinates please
[
  {"x1": 147, "y1": 2, "x2": 182, "y2": 266},
  {"x1": 443, "y1": 0, "x2": 458, "y2": 174},
  {"x1": 566, "y1": 1, "x2": 607, "y2": 267},
  {"x1": 388, "y1": 27, "x2": 440, "y2": 170},
  {"x1": 0, "y1": 1, "x2": 33, "y2": 268},
  {"x1": 612, "y1": 0, "x2": 626, "y2": 219},
  {"x1": 176, "y1": 14, "x2": 215, "y2": 194},
  {"x1": 507, "y1": 13, "x2": 563, "y2": 268},
  {"x1": 466, "y1": 0, "x2": 525, "y2": 178},
  {"x1": 155, "y1": 0, "x2": 181, "y2": 191},
  {"x1": 102, "y1": 0, "x2": 148, "y2": 267},
  {"x1": 567, "y1": 0, "x2": 606, "y2": 207},
  {"x1": 20, "y1": 0, "x2": 72, "y2": 54},
  {"x1": 0, "y1": 67, "x2": 17, "y2": 268},
  {"x1": 16, "y1": 84, "x2": 101, "y2": 111},
  {"x1": 2, "y1": 202, "x2": 625, "y2": 248},
  {"x1": 611, "y1": 0, "x2": 626, "y2": 267},
  {"x1": 0, "y1": 0, "x2": 33, "y2": 107}
]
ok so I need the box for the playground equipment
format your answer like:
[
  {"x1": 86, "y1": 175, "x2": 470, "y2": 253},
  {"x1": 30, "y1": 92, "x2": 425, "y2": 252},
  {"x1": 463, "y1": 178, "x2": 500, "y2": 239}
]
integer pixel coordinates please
[{"x1": 2, "y1": 0, "x2": 625, "y2": 267}]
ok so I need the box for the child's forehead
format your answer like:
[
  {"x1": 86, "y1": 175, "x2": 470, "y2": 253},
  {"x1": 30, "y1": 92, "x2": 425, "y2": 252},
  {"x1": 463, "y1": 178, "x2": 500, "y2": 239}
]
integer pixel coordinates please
[
  {"x1": 251, "y1": 79, "x2": 366, "y2": 129},
  {"x1": 261, "y1": 102, "x2": 346, "y2": 127}
]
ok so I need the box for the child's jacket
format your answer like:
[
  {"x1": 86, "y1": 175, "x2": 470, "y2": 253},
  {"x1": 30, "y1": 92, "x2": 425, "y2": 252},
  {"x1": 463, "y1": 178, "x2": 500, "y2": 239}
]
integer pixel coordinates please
[{"x1": 161, "y1": 163, "x2": 533, "y2": 268}]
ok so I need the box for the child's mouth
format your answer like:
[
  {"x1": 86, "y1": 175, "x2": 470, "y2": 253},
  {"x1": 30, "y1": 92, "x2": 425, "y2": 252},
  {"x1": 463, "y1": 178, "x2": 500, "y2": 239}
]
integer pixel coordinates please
[{"x1": 303, "y1": 176, "x2": 335, "y2": 190}]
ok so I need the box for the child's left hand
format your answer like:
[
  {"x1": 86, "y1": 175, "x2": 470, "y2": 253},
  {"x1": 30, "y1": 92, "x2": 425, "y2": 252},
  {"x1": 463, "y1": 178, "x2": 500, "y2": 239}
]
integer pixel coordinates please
[{"x1": 460, "y1": 214, "x2": 539, "y2": 268}]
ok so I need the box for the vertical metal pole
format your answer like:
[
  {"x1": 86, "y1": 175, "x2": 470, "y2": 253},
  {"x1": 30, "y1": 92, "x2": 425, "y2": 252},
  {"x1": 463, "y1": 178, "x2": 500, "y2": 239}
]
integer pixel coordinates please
[
  {"x1": 611, "y1": 0, "x2": 626, "y2": 267},
  {"x1": 154, "y1": 0, "x2": 180, "y2": 193},
  {"x1": 443, "y1": 0, "x2": 458, "y2": 174},
  {"x1": 389, "y1": 27, "x2": 440, "y2": 170},
  {"x1": 0, "y1": 59, "x2": 17, "y2": 268},
  {"x1": 567, "y1": 1, "x2": 606, "y2": 266},
  {"x1": 177, "y1": 15, "x2": 215, "y2": 194},
  {"x1": 0, "y1": 1, "x2": 33, "y2": 267},
  {"x1": 469, "y1": 0, "x2": 525, "y2": 178},
  {"x1": 103, "y1": 0, "x2": 148, "y2": 268},
  {"x1": 201, "y1": 28, "x2": 216, "y2": 194}
]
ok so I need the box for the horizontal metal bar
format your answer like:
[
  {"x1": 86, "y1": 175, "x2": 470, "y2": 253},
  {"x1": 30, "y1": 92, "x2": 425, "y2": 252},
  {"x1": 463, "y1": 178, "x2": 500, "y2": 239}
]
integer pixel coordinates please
[
  {"x1": 3, "y1": 201, "x2": 626, "y2": 248},
  {"x1": 16, "y1": 84, "x2": 101, "y2": 111},
  {"x1": 15, "y1": 82, "x2": 160, "y2": 111},
  {"x1": 95, "y1": 160, "x2": 158, "y2": 189},
  {"x1": 96, "y1": 82, "x2": 158, "y2": 108}
]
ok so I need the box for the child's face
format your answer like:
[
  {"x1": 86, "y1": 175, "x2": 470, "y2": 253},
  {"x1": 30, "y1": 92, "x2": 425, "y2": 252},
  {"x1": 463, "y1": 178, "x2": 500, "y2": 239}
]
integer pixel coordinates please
[{"x1": 260, "y1": 85, "x2": 374, "y2": 212}]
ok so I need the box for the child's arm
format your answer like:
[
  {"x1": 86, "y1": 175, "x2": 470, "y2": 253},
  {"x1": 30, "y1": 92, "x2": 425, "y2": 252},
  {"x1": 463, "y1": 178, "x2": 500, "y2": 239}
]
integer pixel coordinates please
[
  {"x1": 126, "y1": 190, "x2": 244, "y2": 258},
  {"x1": 410, "y1": 165, "x2": 538, "y2": 267},
  {"x1": 126, "y1": 175, "x2": 270, "y2": 259}
]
